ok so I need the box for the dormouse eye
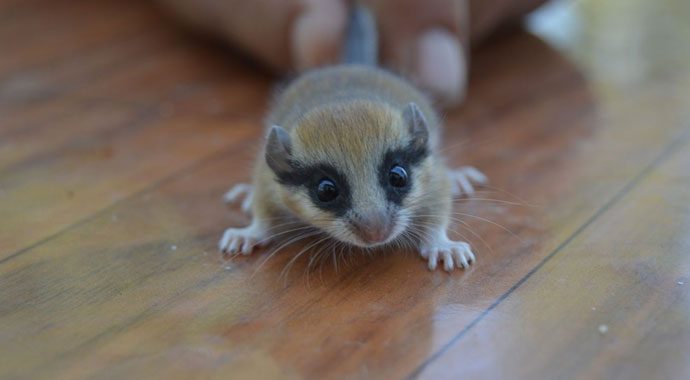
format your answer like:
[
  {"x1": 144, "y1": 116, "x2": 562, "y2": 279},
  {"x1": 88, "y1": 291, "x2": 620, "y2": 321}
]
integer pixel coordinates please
[
  {"x1": 389, "y1": 165, "x2": 407, "y2": 187},
  {"x1": 316, "y1": 179, "x2": 338, "y2": 202}
]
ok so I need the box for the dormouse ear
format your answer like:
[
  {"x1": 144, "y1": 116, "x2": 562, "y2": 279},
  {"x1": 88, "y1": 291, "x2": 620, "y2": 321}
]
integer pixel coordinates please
[
  {"x1": 402, "y1": 102, "x2": 429, "y2": 148},
  {"x1": 265, "y1": 125, "x2": 293, "y2": 174}
]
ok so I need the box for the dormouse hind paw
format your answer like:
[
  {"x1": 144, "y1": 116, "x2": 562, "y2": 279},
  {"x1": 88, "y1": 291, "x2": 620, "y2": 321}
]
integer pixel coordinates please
[
  {"x1": 420, "y1": 234, "x2": 475, "y2": 272},
  {"x1": 447, "y1": 166, "x2": 488, "y2": 197},
  {"x1": 223, "y1": 183, "x2": 253, "y2": 215}
]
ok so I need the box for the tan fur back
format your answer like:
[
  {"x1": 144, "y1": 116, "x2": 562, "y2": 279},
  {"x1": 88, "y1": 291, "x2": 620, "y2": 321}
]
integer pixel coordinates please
[{"x1": 267, "y1": 64, "x2": 441, "y2": 151}]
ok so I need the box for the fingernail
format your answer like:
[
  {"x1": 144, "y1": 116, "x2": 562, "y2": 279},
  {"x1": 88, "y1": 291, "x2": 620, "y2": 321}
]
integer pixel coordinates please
[
  {"x1": 291, "y1": 1, "x2": 347, "y2": 70},
  {"x1": 415, "y1": 29, "x2": 467, "y2": 106}
]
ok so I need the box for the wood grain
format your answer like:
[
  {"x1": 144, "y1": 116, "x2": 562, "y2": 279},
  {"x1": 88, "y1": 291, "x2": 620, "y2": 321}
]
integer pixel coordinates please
[
  {"x1": 416, "y1": 136, "x2": 690, "y2": 379},
  {"x1": 1, "y1": 0, "x2": 689, "y2": 379},
  {"x1": 0, "y1": 0, "x2": 271, "y2": 256}
]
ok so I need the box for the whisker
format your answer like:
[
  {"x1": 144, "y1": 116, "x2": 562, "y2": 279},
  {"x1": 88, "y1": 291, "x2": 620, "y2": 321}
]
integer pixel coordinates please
[
  {"x1": 302, "y1": 236, "x2": 336, "y2": 284},
  {"x1": 474, "y1": 184, "x2": 537, "y2": 206},
  {"x1": 281, "y1": 235, "x2": 332, "y2": 285},
  {"x1": 316, "y1": 240, "x2": 340, "y2": 283},
  {"x1": 255, "y1": 225, "x2": 315, "y2": 246},
  {"x1": 449, "y1": 219, "x2": 494, "y2": 255},
  {"x1": 450, "y1": 198, "x2": 533, "y2": 207},
  {"x1": 448, "y1": 213, "x2": 523, "y2": 242},
  {"x1": 251, "y1": 230, "x2": 321, "y2": 276},
  {"x1": 439, "y1": 134, "x2": 503, "y2": 156},
  {"x1": 408, "y1": 220, "x2": 475, "y2": 253}
]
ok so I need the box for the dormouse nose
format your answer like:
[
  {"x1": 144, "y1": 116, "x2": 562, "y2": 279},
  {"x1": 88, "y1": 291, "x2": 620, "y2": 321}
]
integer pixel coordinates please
[{"x1": 350, "y1": 208, "x2": 393, "y2": 244}]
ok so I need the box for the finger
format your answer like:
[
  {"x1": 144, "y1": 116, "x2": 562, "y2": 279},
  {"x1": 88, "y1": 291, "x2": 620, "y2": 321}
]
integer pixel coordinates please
[
  {"x1": 292, "y1": 0, "x2": 348, "y2": 70},
  {"x1": 362, "y1": 0, "x2": 469, "y2": 105},
  {"x1": 156, "y1": 0, "x2": 347, "y2": 71},
  {"x1": 416, "y1": 28, "x2": 468, "y2": 106}
]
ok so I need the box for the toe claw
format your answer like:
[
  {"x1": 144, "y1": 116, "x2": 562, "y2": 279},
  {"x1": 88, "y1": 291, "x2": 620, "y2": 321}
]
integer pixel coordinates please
[
  {"x1": 241, "y1": 198, "x2": 252, "y2": 214},
  {"x1": 223, "y1": 184, "x2": 254, "y2": 215},
  {"x1": 218, "y1": 224, "x2": 266, "y2": 256},
  {"x1": 219, "y1": 229, "x2": 232, "y2": 252},
  {"x1": 454, "y1": 249, "x2": 469, "y2": 268},
  {"x1": 457, "y1": 175, "x2": 474, "y2": 195},
  {"x1": 427, "y1": 250, "x2": 439, "y2": 271},
  {"x1": 467, "y1": 167, "x2": 488, "y2": 184},
  {"x1": 228, "y1": 240, "x2": 239, "y2": 254},
  {"x1": 223, "y1": 184, "x2": 251, "y2": 203},
  {"x1": 420, "y1": 236, "x2": 475, "y2": 272},
  {"x1": 448, "y1": 166, "x2": 488, "y2": 197},
  {"x1": 442, "y1": 251, "x2": 454, "y2": 272},
  {"x1": 420, "y1": 247, "x2": 430, "y2": 259},
  {"x1": 240, "y1": 238, "x2": 255, "y2": 255}
]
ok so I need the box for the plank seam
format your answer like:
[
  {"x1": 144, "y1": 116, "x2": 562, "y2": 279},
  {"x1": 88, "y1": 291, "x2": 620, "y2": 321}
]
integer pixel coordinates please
[
  {"x1": 0, "y1": 142, "x2": 248, "y2": 265},
  {"x1": 406, "y1": 128, "x2": 690, "y2": 379}
]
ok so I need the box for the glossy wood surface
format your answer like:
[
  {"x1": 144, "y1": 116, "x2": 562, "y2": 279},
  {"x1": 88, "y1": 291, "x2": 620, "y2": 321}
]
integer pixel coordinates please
[{"x1": 1, "y1": 0, "x2": 689, "y2": 379}]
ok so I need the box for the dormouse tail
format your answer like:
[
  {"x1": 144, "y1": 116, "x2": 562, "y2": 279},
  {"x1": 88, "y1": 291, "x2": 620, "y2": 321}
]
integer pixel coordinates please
[{"x1": 341, "y1": 4, "x2": 378, "y2": 65}]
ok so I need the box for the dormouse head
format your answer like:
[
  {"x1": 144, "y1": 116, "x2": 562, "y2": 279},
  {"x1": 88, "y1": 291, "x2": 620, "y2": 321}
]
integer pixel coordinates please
[{"x1": 265, "y1": 101, "x2": 432, "y2": 248}]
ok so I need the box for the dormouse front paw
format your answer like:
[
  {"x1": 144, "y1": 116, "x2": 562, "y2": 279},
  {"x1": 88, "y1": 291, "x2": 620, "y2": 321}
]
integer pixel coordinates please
[
  {"x1": 419, "y1": 233, "x2": 475, "y2": 272},
  {"x1": 447, "y1": 166, "x2": 488, "y2": 197},
  {"x1": 223, "y1": 183, "x2": 253, "y2": 215},
  {"x1": 219, "y1": 222, "x2": 267, "y2": 255}
]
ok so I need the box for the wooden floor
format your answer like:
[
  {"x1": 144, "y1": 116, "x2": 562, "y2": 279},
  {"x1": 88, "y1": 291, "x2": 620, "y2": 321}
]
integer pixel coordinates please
[{"x1": 1, "y1": 0, "x2": 689, "y2": 378}]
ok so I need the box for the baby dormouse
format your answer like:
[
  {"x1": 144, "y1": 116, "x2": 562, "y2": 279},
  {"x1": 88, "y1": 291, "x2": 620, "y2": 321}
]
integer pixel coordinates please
[{"x1": 219, "y1": 64, "x2": 487, "y2": 271}]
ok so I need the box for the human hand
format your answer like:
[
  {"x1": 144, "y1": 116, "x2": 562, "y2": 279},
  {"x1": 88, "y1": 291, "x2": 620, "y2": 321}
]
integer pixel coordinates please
[{"x1": 157, "y1": 0, "x2": 545, "y2": 106}]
